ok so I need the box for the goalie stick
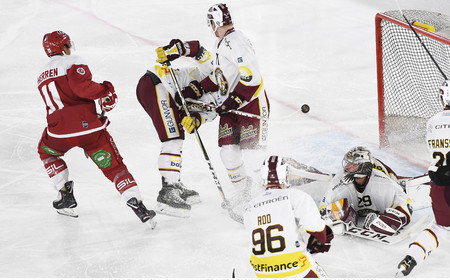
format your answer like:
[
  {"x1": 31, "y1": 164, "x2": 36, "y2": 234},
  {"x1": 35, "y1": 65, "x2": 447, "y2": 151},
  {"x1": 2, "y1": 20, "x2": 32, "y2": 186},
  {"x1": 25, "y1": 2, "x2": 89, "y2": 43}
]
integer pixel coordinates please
[
  {"x1": 336, "y1": 213, "x2": 429, "y2": 244},
  {"x1": 164, "y1": 62, "x2": 243, "y2": 224}
]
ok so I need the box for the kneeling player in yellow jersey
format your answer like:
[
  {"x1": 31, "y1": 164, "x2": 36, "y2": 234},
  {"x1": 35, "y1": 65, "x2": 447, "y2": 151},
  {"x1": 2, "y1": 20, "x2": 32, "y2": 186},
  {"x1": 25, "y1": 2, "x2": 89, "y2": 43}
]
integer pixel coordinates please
[{"x1": 243, "y1": 156, "x2": 333, "y2": 278}]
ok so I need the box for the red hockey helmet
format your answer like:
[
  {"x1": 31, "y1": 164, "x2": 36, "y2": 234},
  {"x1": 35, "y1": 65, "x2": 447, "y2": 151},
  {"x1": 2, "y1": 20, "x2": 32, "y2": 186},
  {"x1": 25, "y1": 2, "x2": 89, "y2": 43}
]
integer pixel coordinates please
[
  {"x1": 261, "y1": 156, "x2": 289, "y2": 189},
  {"x1": 207, "y1": 3, "x2": 233, "y2": 32},
  {"x1": 42, "y1": 31, "x2": 72, "y2": 57}
]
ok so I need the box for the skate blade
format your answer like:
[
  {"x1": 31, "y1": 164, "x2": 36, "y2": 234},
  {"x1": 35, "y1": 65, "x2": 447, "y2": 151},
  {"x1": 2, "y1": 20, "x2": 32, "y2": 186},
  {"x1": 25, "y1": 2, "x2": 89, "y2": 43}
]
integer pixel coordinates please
[
  {"x1": 185, "y1": 195, "x2": 201, "y2": 205},
  {"x1": 156, "y1": 203, "x2": 190, "y2": 218},
  {"x1": 56, "y1": 208, "x2": 78, "y2": 218}
]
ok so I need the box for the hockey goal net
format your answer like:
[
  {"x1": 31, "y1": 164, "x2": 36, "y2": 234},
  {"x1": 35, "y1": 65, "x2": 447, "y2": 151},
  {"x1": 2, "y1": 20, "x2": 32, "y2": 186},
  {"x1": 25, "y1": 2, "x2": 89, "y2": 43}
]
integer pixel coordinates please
[{"x1": 376, "y1": 10, "x2": 450, "y2": 161}]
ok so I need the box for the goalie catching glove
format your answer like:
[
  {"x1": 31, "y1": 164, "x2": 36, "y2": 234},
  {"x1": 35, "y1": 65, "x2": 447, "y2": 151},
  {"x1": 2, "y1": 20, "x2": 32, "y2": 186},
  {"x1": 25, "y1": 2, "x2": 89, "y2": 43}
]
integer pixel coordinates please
[
  {"x1": 181, "y1": 112, "x2": 204, "y2": 134},
  {"x1": 100, "y1": 81, "x2": 118, "y2": 112},
  {"x1": 363, "y1": 207, "x2": 410, "y2": 236}
]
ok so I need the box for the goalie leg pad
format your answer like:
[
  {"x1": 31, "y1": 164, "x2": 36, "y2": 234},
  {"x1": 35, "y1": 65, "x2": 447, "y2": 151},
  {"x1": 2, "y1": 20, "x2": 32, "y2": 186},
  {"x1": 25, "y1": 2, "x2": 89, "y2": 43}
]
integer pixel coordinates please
[{"x1": 367, "y1": 206, "x2": 410, "y2": 235}]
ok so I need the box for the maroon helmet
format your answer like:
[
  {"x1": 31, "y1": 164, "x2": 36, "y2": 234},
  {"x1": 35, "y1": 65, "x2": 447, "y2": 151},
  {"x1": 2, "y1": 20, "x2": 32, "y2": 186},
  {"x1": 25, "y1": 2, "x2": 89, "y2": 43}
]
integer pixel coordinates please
[
  {"x1": 42, "y1": 31, "x2": 72, "y2": 57},
  {"x1": 207, "y1": 3, "x2": 233, "y2": 32}
]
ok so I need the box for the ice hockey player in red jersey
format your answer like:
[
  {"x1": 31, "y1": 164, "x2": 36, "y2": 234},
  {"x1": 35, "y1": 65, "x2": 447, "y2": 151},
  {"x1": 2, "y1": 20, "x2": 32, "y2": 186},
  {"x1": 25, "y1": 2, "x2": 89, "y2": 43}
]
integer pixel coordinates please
[
  {"x1": 319, "y1": 146, "x2": 412, "y2": 236},
  {"x1": 243, "y1": 156, "x2": 333, "y2": 278},
  {"x1": 396, "y1": 81, "x2": 450, "y2": 277},
  {"x1": 156, "y1": 3, "x2": 270, "y2": 214},
  {"x1": 37, "y1": 31, "x2": 156, "y2": 227}
]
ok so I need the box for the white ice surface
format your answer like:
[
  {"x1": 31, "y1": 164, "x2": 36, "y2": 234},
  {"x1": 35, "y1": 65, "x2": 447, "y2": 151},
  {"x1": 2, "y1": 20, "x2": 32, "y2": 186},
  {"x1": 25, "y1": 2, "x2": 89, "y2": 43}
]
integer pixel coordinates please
[{"x1": 1, "y1": 0, "x2": 450, "y2": 278}]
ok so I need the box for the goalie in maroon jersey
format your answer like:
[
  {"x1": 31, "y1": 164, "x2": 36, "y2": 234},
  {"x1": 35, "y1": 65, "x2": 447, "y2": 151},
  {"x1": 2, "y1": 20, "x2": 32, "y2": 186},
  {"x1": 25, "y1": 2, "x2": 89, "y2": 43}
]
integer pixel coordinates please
[{"x1": 36, "y1": 31, "x2": 156, "y2": 226}]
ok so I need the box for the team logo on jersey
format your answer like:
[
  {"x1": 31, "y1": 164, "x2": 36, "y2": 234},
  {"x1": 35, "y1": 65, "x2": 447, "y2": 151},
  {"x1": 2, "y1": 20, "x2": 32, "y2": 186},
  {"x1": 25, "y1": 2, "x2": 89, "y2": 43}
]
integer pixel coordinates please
[
  {"x1": 239, "y1": 66, "x2": 253, "y2": 83},
  {"x1": 92, "y1": 149, "x2": 112, "y2": 168},
  {"x1": 77, "y1": 67, "x2": 85, "y2": 75},
  {"x1": 219, "y1": 123, "x2": 233, "y2": 139},
  {"x1": 42, "y1": 145, "x2": 62, "y2": 156},
  {"x1": 237, "y1": 57, "x2": 243, "y2": 63},
  {"x1": 214, "y1": 68, "x2": 229, "y2": 96},
  {"x1": 241, "y1": 125, "x2": 257, "y2": 141},
  {"x1": 82, "y1": 121, "x2": 88, "y2": 128}
]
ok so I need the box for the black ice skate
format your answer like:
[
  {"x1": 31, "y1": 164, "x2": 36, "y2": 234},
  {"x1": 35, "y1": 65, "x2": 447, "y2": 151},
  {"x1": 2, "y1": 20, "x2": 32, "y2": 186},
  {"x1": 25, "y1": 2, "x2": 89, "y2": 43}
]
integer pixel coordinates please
[
  {"x1": 53, "y1": 181, "x2": 78, "y2": 218},
  {"x1": 156, "y1": 183, "x2": 191, "y2": 218},
  {"x1": 163, "y1": 178, "x2": 201, "y2": 205},
  {"x1": 126, "y1": 198, "x2": 157, "y2": 229},
  {"x1": 396, "y1": 255, "x2": 417, "y2": 277}
]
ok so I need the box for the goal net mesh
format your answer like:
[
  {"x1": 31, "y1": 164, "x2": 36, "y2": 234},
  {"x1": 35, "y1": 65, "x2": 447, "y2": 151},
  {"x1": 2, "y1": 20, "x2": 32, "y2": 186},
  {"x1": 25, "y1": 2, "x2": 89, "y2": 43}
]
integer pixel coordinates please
[{"x1": 377, "y1": 10, "x2": 450, "y2": 161}]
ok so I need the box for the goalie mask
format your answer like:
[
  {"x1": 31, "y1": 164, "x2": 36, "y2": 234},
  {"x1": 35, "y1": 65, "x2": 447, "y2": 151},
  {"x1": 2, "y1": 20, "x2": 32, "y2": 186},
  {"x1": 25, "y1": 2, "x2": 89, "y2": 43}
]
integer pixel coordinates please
[
  {"x1": 207, "y1": 3, "x2": 233, "y2": 33},
  {"x1": 43, "y1": 31, "x2": 72, "y2": 57},
  {"x1": 261, "y1": 155, "x2": 289, "y2": 189},
  {"x1": 342, "y1": 146, "x2": 373, "y2": 182},
  {"x1": 439, "y1": 80, "x2": 450, "y2": 107}
]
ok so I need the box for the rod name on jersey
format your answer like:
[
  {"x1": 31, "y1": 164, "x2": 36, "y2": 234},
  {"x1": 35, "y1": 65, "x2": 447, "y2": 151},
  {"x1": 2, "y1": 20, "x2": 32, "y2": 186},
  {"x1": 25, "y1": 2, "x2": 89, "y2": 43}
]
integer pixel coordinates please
[
  {"x1": 257, "y1": 214, "x2": 271, "y2": 226},
  {"x1": 253, "y1": 195, "x2": 288, "y2": 208},
  {"x1": 37, "y1": 68, "x2": 58, "y2": 85},
  {"x1": 428, "y1": 138, "x2": 450, "y2": 149}
]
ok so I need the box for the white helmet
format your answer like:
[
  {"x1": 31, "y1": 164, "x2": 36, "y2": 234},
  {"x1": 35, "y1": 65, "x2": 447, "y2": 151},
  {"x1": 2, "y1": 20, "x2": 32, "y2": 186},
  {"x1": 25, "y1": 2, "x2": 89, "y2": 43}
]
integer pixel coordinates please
[
  {"x1": 342, "y1": 146, "x2": 373, "y2": 179},
  {"x1": 207, "y1": 3, "x2": 233, "y2": 33},
  {"x1": 439, "y1": 80, "x2": 450, "y2": 107},
  {"x1": 261, "y1": 156, "x2": 289, "y2": 189}
]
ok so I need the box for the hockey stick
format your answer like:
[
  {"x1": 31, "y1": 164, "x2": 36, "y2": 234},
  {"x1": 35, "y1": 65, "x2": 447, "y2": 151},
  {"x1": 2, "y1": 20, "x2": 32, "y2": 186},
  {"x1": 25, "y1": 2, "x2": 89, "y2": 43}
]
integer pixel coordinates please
[
  {"x1": 340, "y1": 213, "x2": 429, "y2": 244},
  {"x1": 395, "y1": 0, "x2": 448, "y2": 80},
  {"x1": 164, "y1": 62, "x2": 243, "y2": 224},
  {"x1": 185, "y1": 98, "x2": 268, "y2": 120},
  {"x1": 186, "y1": 98, "x2": 308, "y2": 122},
  {"x1": 402, "y1": 174, "x2": 429, "y2": 188}
]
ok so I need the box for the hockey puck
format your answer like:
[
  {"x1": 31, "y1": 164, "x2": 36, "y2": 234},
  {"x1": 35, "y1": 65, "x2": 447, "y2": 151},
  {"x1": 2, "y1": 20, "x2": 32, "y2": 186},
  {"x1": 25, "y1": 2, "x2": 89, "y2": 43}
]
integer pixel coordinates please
[{"x1": 301, "y1": 104, "x2": 310, "y2": 113}]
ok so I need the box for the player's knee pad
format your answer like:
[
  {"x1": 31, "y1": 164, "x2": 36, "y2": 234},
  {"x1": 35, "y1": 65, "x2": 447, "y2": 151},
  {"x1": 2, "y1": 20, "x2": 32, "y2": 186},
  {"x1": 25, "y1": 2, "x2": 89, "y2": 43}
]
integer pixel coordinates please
[
  {"x1": 220, "y1": 145, "x2": 247, "y2": 183},
  {"x1": 113, "y1": 170, "x2": 138, "y2": 195},
  {"x1": 161, "y1": 139, "x2": 183, "y2": 153},
  {"x1": 220, "y1": 144, "x2": 243, "y2": 170},
  {"x1": 43, "y1": 157, "x2": 68, "y2": 190}
]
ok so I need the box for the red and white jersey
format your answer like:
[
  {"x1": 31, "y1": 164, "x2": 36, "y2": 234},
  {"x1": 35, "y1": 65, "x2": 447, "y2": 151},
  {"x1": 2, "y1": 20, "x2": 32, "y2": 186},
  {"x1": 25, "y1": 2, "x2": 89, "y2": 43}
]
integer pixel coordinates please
[
  {"x1": 209, "y1": 29, "x2": 266, "y2": 107},
  {"x1": 320, "y1": 169, "x2": 410, "y2": 217},
  {"x1": 426, "y1": 110, "x2": 450, "y2": 169},
  {"x1": 37, "y1": 55, "x2": 110, "y2": 138},
  {"x1": 243, "y1": 188, "x2": 325, "y2": 278}
]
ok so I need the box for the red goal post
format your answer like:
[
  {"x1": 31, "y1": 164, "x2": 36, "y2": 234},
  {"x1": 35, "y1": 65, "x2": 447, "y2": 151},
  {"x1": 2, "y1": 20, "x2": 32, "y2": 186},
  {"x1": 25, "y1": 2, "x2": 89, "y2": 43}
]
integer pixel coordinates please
[{"x1": 376, "y1": 10, "x2": 450, "y2": 155}]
